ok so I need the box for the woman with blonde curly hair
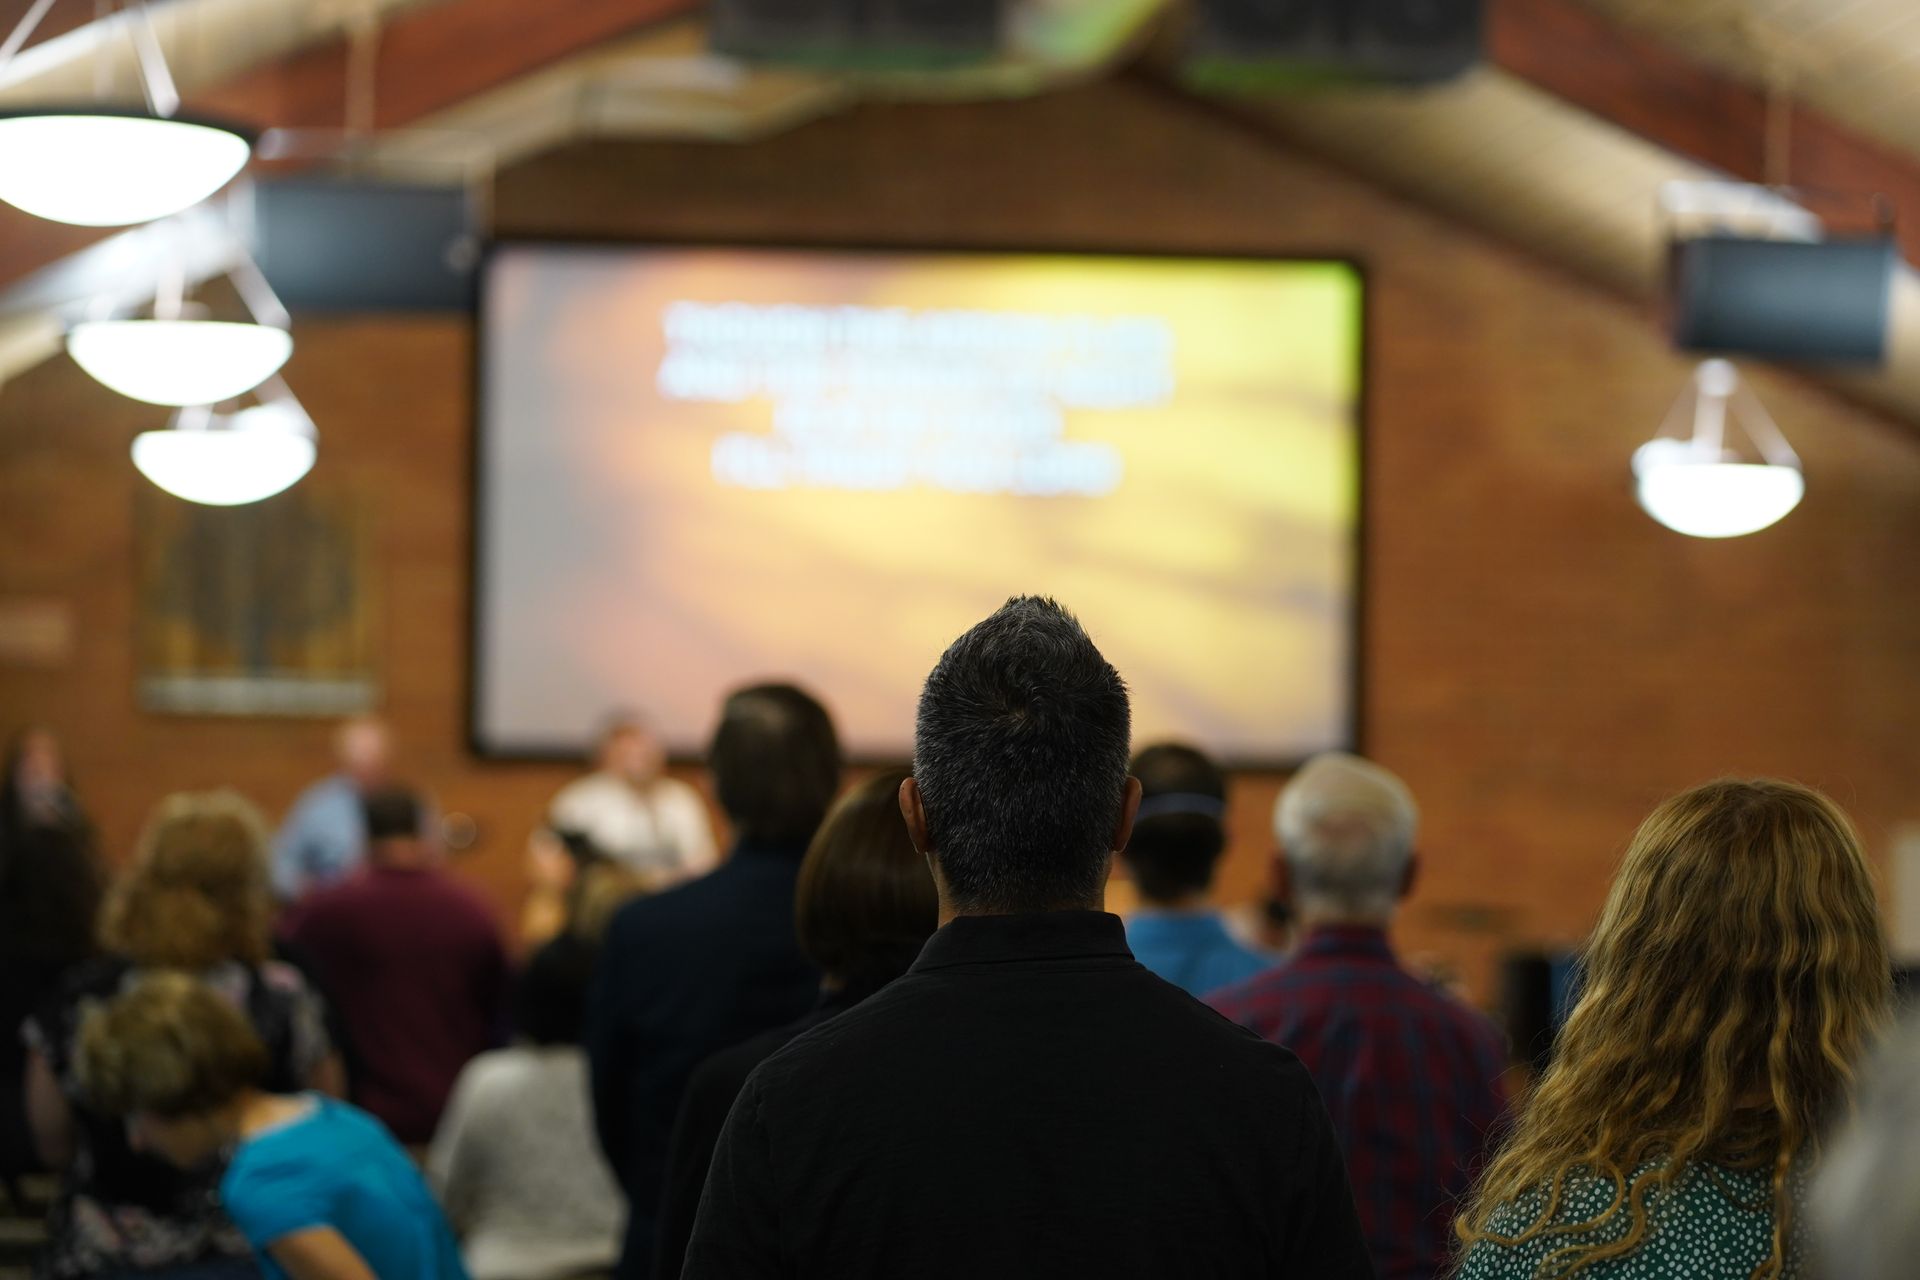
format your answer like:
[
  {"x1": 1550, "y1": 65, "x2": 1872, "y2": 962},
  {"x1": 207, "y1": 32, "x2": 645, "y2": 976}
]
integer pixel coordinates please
[
  {"x1": 1454, "y1": 778, "x2": 1891, "y2": 1279},
  {"x1": 23, "y1": 790, "x2": 343, "y2": 1280}
]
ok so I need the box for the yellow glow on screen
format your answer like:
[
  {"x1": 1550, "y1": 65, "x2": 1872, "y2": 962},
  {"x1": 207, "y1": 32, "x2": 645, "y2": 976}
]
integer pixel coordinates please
[{"x1": 477, "y1": 246, "x2": 1362, "y2": 760}]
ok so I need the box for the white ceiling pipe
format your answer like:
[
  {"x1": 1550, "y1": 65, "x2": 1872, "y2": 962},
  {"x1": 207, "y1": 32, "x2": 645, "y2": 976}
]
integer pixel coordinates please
[{"x1": 0, "y1": 0, "x2": 440, "y2": 107}]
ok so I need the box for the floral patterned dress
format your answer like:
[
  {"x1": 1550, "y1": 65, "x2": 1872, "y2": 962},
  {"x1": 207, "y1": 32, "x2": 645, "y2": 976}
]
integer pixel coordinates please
[
  {"x1": 23, "y1": 957, "x2": 332, "y2": 1279},
  {"x1": 1454, "y1": 1160, "x2": 1806, "y2": 1280}
]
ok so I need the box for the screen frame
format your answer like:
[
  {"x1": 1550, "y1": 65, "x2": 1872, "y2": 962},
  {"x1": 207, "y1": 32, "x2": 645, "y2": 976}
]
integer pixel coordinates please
[{"x1": 466, "y1": 235, "x2": 1370, "y2": 770}]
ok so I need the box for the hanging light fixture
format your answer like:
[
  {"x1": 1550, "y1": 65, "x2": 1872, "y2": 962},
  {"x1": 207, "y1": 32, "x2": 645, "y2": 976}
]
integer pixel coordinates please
[
  {"x1": 1632, "y1": 359, "x2": 1804, "y2": 539},
  {"x1": 131, "y1": 381, "x2": 317, "y2": 506},
  {"x1": 0, "y1": 110, "x2": 252, "y2": 227},
  {"x1": 68, "y1": 242, "x2": 293, "y2": 406},
  {"x1": 69, "y1": 317, "x2": 292, "y2": 405},
  {"x1": 0, "y1": 2, "x2": 253, "y2": 227}
]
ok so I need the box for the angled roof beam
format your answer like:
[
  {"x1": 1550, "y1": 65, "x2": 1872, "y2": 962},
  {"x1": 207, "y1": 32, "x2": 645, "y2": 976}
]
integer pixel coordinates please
[{"x1": 1487, "y1": 0, "x2": 1920, "y2": 265}]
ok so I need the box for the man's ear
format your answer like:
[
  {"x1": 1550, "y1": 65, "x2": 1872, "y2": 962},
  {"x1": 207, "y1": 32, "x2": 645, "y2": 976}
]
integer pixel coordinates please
[
  {"x1": 1111, "y1": 776, "x2": 1143, "y2": 853},
  {"x1": 900, "y1": 776, "x2": 931, "y2": 856},
  {"x1": 1400, "y1": 851, "x2": 1419, "y2": 902}
]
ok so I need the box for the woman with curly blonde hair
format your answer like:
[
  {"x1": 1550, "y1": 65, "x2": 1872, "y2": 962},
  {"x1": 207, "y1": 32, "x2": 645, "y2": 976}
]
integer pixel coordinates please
[
  {"x1": 1454, "y1": 778, "x2": 1890, "y2": 1279},
  {"x1": 24, "y1": 790, "x2": 343, "y2": 1280}
]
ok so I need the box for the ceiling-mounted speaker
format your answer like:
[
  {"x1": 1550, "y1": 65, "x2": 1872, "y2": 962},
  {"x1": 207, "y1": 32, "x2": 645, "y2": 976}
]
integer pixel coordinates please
[
  {"x1": 711, "y1": 0, "x2": 1003, "y2": 68},
  {"x1": 251, "y1": 178, "x2": 478, "y2": 313},
  {"x1": 1188, "y1": 0, "x2": 1482, "y2": 88},
  {"x1": 1669, "y1": 234, "x2": 1895, "y2": 364}
]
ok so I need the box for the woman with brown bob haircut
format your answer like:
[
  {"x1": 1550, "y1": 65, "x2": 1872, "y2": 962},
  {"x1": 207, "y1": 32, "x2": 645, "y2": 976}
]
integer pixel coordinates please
[
  {"x1": 652, "y1": 769, "x2": 939, "y2": 1279},
  {"x1": 1455, "y1": 778, "x2": 1890, "y2": 1279},
  {"x1": 24, "y1": 790, "x2": 343, "y2": 1280}
]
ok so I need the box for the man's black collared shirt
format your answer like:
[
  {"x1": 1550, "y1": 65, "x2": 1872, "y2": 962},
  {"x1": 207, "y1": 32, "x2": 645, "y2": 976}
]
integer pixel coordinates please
[{"x1": 684, "y1": 911, "x2": 1375, "y2": 1279}]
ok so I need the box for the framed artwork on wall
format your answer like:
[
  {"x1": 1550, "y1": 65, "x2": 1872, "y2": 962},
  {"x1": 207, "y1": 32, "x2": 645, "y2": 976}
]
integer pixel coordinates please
[{"x1": 135, "y1": 486, "x2": 379, "y2": 716}]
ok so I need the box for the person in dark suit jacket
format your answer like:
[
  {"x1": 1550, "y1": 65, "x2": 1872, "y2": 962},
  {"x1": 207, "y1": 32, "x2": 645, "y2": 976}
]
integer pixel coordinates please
[
  {"x1": 585, "y1": 683, "x2": 839, "y2": 1280},
  {"x1": 683, "y1": 597, "x2": 1375, "y2": 1280},
  {"x1": 652, "y1": 767, "x2": 937, "y2": 1280}
]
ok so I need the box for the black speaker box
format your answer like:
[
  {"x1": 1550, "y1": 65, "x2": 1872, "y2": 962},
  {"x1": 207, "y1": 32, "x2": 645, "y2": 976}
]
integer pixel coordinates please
[
  {"x1": 1191, "y1": 0, "x2": 1482, "y2": 85},
  {"x1": 1669, "y1": 233, "x2": 1895, "y2": 365},
  {"x1": 251, "y1": 178, "x2": 477, "y2": 313},
  {"x1": 711, "y1": 0, "x2": 1001, "y2": 66}
]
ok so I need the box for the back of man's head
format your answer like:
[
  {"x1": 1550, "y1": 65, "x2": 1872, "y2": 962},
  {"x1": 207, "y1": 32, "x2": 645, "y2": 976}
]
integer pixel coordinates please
[
  {"x1": 1274, "y1": 752, "x2": 1416, "y2": 923},
  {"x1": 362, "y1": 786, "x2": 428, "y2": 868},
  {"x1": 913, "y1": 596, "x2": 1131, "y2": 914},
  {"x1": 709, "y1": 683, "x2": 841, "y2": 846},
  {"x1": 1123, "y1": 743, "x2": 1228, "y2": 905}
]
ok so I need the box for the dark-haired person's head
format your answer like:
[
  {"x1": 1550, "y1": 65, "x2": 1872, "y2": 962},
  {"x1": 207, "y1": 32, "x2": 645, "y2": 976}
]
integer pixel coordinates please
[
  {"x1": 795, "y1": 769, "x2": 939, "y2": 993},
  {"x1": 514, "y1": 935, "x2": 599, "y2": 1046},
  {"x1": 0, "y1": 819, "x2": 102, "y2": 970},
  {"x1": 362, "y1": 786, "x2": 432, "y2": 869},
  {"x1": 1121, "y1": 743, "x2": 1228, "y2": 906},
  {"x1": 709, "y1": 683, "x2": 841, "y2": 847},
  {"x1": 4, "y1": 724, "x2": 79, "y2": 836},
  {"x1": 902, "y1": 596, "x2": 1139, "y2": 916}
]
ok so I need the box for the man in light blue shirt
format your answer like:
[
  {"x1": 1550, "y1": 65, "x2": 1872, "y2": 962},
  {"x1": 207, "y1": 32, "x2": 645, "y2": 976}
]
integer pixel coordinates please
[
  {"x1": 1121, "y1": 742, "x2": 1274, "y2": 997},
  {"x1": 273, "y1": 717, "x2": 391, "y2": 901}
]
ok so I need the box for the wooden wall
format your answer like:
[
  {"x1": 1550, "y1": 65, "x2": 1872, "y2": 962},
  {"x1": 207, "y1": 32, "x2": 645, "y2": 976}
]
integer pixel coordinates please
[{"x1": 4, "y1": 77, "x2": 1918, "y2": 998}]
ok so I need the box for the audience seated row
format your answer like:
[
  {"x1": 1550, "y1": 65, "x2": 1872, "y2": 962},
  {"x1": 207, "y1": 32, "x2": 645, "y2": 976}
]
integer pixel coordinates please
[{"x1": 3, "y1": 593, "x2": 1916, "y2": 1280}]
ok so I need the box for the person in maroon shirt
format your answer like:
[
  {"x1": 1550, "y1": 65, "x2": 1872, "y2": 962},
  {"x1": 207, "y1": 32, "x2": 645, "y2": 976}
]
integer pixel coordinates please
[
  {"x1": 282, "y1": 787, "x2": 508, "y2": 1146},
  {"x1": 1208, "y1": 752, "x2": 1510, "y2": 1280}
]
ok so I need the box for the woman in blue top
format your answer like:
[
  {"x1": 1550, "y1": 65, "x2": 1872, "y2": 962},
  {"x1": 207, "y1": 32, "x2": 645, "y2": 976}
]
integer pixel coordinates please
[{"x1": 76, "y1": 971, "x2": 467, "y2": 1280}]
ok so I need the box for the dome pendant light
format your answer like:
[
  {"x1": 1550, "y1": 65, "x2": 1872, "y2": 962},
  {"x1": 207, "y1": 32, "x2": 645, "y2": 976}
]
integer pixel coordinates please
[
  {"x1": 69, "y1": 317, "x2": 292, "y2": 406},
  {"x1": 132, "y1": 380, "x2": 318, "y2": 506},
  {"x1": 67, "y1": 249, "x2": 294, "y2": 407},
  {"x1": 0, "y1": 1, "x2": 253, "y2": 227},
  {"x1": 1633, "y1": 360, "x2": 1804, "y2": 539}
]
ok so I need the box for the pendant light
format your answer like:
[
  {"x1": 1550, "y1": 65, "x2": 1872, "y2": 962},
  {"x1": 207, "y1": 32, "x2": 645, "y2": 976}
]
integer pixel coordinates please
[
  {"x1": 131, "y1": 381, "x2": 317, "y2": 506},
  {"x1": 70, "y1": 317, "x2": 292, "y2": 405},
  {"x1": 68, "y1": 246, "x2": 293, "y2": 407},
  {"x1": 1633, "y1": 360, "x2": 1804, "y2": 539},
  {"x1": 0, "y1": 1, "x2": 253, "y2": 227}
]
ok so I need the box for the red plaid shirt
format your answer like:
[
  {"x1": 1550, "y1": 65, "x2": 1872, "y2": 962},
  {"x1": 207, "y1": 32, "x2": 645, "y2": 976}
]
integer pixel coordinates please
[{"x1": 1207, "y1": 925, "x2": 1511, "y2": 1280}]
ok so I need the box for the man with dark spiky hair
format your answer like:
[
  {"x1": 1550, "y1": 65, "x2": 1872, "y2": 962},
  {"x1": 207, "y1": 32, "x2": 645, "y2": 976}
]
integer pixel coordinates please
[{"x1": 683, "y1": 596, "x2": 1372, "y2": 1280}]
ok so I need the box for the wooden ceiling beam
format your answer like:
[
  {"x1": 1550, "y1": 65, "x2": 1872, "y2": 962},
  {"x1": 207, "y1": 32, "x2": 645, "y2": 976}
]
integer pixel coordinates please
[{"x1": 1487, "y1": 0, "x2": 1920, "y2": 263}]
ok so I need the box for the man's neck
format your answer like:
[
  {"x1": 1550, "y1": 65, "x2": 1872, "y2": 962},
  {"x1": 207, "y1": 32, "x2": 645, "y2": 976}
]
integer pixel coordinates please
[
  {"x1": 936, "y1": 900, "x2": 1105, "y2": 928},
  {"x1": 1135, "y1": 890, "x2": 1211, "y2": 914},
  {"x1": 1297, "y1": 910, "x2": 1392, "y2": 933}
]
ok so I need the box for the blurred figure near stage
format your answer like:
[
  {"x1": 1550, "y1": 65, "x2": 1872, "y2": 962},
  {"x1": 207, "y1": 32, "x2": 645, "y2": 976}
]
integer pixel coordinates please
[
  {"x1": 520, "y1": 827, "x2": 651, "y2": 950},
  {"x1": 549, "y1": 714, "x2": 717, "y2": 888},
  {"x1": 273, "y1": 716, "x2": 395, "y2": 901},
  {"x1": 3, "y1": 726, "x2": 91, "y2": 847}
]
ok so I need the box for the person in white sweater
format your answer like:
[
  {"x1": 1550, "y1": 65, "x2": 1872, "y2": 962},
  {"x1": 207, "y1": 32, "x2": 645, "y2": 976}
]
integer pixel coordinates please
[
  {"x1": 548, "y1": 715, "x2": 716, "y2": 887},
  {"x1": 428, "y1": 936, "x2": 623, "y2": 1280}
]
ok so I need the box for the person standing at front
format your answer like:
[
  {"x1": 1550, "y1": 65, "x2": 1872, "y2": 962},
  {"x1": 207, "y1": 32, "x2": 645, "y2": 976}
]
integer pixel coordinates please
[{"x1": 683, "y1": 596, "x2": 1372, "y2": 1279}]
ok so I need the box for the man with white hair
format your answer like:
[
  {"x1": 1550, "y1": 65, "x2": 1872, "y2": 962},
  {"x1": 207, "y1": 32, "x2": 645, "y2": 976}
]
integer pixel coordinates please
[{"x1": 1208, "y1": 751, "x2": 1509, "y2": 1280}]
